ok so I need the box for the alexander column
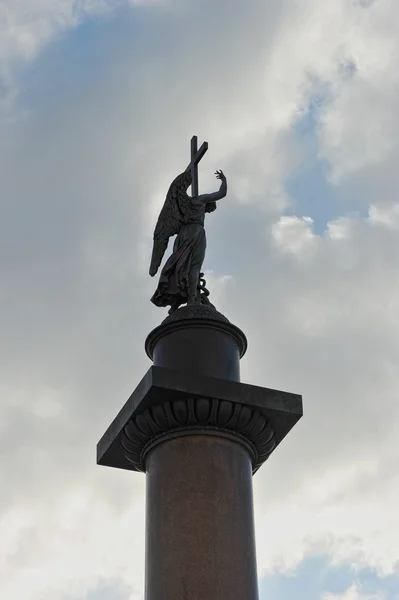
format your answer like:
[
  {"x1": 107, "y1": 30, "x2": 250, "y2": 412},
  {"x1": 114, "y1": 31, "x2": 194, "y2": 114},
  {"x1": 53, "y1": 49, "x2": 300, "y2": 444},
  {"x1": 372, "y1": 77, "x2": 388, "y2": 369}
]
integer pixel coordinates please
[{"x1": 97, "y1": 136, "x2": 302, "y2": 600}]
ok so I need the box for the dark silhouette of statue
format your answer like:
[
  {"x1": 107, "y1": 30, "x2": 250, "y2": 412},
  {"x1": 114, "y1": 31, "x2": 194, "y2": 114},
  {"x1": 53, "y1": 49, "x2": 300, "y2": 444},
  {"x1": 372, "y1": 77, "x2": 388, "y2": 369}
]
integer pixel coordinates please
[{"x1": 149, "y1": 163, "x2": 227, "y2": 314}]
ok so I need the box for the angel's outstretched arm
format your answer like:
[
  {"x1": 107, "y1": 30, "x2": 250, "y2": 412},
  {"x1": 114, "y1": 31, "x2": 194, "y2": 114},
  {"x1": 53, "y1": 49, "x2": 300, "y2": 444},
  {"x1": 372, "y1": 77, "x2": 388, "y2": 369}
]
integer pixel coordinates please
[{"x1": 195, "y1": 170, "x2": 227, "y2": 204}]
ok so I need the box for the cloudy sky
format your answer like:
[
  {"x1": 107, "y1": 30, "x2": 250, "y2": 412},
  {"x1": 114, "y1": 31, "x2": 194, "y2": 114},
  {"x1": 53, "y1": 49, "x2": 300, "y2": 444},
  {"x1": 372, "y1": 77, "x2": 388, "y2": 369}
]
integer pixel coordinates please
[{"x1": 1, "y1": 0, "x2": 399, "y2": 598}]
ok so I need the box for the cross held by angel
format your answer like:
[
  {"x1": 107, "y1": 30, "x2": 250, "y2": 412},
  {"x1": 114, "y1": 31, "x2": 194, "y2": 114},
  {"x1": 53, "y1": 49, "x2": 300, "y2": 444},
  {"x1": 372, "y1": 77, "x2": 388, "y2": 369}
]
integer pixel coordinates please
[{"x1": 149, "y1": 136, "x2": 227, "y2": 314}]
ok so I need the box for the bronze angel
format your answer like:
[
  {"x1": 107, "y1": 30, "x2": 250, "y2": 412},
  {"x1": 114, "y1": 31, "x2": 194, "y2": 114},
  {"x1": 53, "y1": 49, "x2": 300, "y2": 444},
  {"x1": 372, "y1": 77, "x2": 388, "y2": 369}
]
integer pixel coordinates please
[{"x1": 149, "y1": 169, "x2": 227, "y2": 314}]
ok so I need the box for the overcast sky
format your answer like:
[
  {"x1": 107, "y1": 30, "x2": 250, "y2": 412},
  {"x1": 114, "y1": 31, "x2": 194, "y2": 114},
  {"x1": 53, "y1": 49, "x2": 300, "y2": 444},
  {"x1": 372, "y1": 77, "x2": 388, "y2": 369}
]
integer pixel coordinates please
[{"x1": 1, "y1": 1, "x2": 399, "y2": 599}]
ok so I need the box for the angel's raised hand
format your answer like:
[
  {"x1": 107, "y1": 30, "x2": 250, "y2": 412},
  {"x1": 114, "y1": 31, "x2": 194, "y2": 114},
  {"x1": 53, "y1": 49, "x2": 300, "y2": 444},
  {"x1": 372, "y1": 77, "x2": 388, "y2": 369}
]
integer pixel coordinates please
[{"x1": 215, "y1": 169, "x2": 226, "y2": 180}]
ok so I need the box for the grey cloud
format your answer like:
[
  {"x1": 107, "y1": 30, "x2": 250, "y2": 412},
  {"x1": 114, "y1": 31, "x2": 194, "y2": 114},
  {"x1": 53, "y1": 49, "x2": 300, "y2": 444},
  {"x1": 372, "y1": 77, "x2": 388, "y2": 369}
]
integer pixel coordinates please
[{"x1": 1, "y1": 0, "x2": 399, "y2": 597}]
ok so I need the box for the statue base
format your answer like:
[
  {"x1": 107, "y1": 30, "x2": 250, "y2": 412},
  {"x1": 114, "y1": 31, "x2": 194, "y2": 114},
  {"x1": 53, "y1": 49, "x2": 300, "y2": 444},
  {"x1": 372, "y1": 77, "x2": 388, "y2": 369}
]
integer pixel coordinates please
[{"x1": 146, "y1": 304, "x2": 246, "y2": 381}]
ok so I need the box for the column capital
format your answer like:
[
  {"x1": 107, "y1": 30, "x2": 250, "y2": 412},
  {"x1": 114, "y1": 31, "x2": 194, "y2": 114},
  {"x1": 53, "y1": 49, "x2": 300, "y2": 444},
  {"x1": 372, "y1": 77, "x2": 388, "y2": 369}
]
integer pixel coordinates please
[{"x1": 97, "y1": 366, "x2": 302, "y2": 475}]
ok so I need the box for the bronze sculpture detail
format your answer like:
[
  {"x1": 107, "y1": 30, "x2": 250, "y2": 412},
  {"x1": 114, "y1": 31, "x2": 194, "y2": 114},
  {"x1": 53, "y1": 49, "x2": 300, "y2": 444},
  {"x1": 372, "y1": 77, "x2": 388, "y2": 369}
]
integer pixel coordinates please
[{"x1": 149, "y1": 136, "x2": 227, "y2": 314}]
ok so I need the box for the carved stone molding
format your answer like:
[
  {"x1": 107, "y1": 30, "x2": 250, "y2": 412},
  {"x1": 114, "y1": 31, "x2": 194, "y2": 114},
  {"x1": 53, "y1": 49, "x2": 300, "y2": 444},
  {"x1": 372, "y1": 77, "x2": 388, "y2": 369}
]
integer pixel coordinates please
[
  {"x1": 161, "y1": 304, "x2": 230, "y2": 325},
  {"x1": 121, "y1": 396, "x2": 276, "y2": 473}
]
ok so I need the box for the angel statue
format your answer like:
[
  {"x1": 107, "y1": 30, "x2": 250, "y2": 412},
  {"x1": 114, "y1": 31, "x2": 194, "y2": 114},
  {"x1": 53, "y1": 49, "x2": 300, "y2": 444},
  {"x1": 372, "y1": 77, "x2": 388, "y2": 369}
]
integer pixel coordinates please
[{"x1": 149, "y1": 169, "x2": 227, "y2": 314}]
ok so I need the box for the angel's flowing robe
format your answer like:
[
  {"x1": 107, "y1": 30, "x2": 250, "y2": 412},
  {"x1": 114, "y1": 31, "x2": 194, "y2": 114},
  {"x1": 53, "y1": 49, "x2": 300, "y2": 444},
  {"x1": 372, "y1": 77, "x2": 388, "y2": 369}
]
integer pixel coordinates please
[{"x1": 151, "y1": 199, "x2": 206, "y2": 308}]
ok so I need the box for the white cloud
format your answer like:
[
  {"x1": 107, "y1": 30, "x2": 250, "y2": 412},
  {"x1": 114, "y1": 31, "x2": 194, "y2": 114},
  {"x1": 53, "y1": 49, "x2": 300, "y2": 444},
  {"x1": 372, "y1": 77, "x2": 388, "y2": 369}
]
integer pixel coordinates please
[
  {"x1": 271, "y1": 215, "x2": 317, "y2": 258},
  {"x1": 317, "y1": 0, "x2": 399, "y2": 183},
  {"x1": 0, "y1": 495, "x2": 146, "y2": 600},
  {"x1": 369, "y1": 203, "x2": 399, "y2": 229},
  {"x1": 323, "y1": 584, "x2": 384, "y2": 600},
  {"x1": 0, "y1": 0, "x2": 116, "y2": 65}
]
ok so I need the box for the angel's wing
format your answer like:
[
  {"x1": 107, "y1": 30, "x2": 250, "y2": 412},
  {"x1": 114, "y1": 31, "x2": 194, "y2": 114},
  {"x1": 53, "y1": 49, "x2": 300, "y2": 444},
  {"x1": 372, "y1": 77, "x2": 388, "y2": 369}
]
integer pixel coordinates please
[{"x1": 149, "y1": 171, "x2": 191, "y2": 276}]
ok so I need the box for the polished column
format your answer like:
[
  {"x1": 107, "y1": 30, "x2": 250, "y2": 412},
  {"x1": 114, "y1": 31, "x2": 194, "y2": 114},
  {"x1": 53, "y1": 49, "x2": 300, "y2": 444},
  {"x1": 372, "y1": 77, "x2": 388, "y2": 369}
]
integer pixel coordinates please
[{"x1": 145, "y1": 435, "x2": 258, "y2": 600}]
